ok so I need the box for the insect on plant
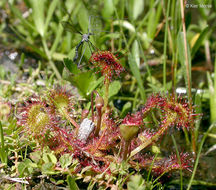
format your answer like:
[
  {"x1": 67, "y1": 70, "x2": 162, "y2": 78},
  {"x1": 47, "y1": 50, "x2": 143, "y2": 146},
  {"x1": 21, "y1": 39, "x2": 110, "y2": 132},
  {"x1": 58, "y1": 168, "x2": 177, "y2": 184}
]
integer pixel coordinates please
[
  {"x1": 62, "y1": 13, "x2": 127, "y2": 67},
  {"x1": 61, "y1": 15, "x2": 103, "y2": 67}
]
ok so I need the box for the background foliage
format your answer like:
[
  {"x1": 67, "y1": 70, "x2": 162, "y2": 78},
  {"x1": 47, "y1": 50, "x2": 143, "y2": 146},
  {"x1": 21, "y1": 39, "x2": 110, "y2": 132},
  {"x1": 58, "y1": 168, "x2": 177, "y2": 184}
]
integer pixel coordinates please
[{"x1": 0, "y1": 0, "x2": 216, "y2": 189}]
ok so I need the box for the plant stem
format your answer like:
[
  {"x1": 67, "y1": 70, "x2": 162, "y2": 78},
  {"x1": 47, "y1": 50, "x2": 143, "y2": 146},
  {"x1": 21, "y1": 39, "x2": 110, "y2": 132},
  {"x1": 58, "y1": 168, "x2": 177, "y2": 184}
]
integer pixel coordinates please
[
  {"x1": 91, "y1": 91, "x2": 95, "y2": 122},
  {"x1": 92, "y1": 128, "x2": 107, "y2": 154},
  {"x1": 122, "y1": 140, "x2": 130, "y2": 160},
  {"x1": 95, "y1": 107, "x2": 102, "y2": 137},
  {"x1": 163, "y1": 0, "x2": 171, "y2": 91},
  {"x1": 180, "y1": 0, "x2": 196, "y2": 153},
  {"x1": 63, "y1": 110, "x2": 79, "y2": 129},
  {"x1": 42, "y1": 38, "x2": 62, "y2": 80},
  {"x1": 187, "y1": 123, "x2": 216, "y2": 190},
  {"x1": 0, "y1": 121, "x2": 7, "y2": 164},
  {"x1": 103, "y1": 78, "x2": 110, "y2": 113},
  {"x1": 171, "y1": 135, "x2": 183, "y2": 190},
  {"x1": 130, "y1": 124, "x2": 168, "y2": 158}
]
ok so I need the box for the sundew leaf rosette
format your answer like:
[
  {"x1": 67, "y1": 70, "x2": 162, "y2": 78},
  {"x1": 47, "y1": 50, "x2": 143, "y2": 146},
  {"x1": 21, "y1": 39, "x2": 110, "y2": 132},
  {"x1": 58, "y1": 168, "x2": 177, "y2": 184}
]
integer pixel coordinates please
[
  {"x1": 48, "y1": 86, "x2": 73, "y2": 116},
  {"x1": 48, "y1": 87, "x2": 79, "y2": 128},
  {"x1": 141, "y1": 94, "x2": 197, "y2": 130},
  {"x1": 17, "y1": 97, "x2": 56, "y2": 138},
  {"x1": 0, "y1": 100, "x2": 11, "y2": 120}
]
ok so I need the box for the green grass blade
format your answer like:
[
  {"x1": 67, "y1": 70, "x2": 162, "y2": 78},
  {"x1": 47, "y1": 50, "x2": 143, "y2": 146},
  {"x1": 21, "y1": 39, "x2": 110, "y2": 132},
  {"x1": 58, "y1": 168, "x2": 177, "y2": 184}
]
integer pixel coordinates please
[
  {"x1": 102, "y1": 0, "x2": 114, "y2": 18},
  {"x1": 207, "y1": 71, "x2": 216, "y2": 123},
  {"x1": 132, "y1": 40, "x2": 140, "y2": 68},
  {"x1": 128, "y1": 53, "x2": 146, "y2": 102},
  {"x1": 9, "y1": 26, "x2": 47, "y2": 59},
  {"x1": 0, "y1": 121, "x2": 7, "y2": 164},
  {"x1": 30, "y1": 0, "x2": 45, "y2": 36},
  {"x1": 78, "y1": 3, "x2": 89, "y2": 33},
  {"x1": 163, "y1": 0, "x2": 171, "y2": 91},
  {"x1": 177, "y1": 32, "x2": 192, "y2": 98},
  {"x1": 9, "y1": 3, "x2": 36, "y2": 32},
  {"x1": 44, "y1": 0, "x2": 59, "y2": 35},
  {"x1": 194, "y1": 93, "x2": 202, "y2": 141},
  {"x1": 50, "y1": 23, "x2": 64, "y2": 55},
  {"x1": 191, "y1": 26, "x2": 209, "y2": 59},
  {"x1": 127, "y1": 0, "x2": 160, "y2": 48},
  {"x1": 147, "y1": 0, "x2": 162, "y2": 40},
  {"x1": 187, "y1": 123, "x2": 216, "y2": 190}
]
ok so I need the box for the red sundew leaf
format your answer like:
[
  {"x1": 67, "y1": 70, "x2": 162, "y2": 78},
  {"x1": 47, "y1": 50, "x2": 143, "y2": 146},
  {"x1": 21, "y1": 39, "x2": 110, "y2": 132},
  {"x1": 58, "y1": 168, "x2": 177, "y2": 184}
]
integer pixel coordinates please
[
  {"x1": 89, "y1": 50, "x2": 125, "y2": 81},
  {"x1": 133, "y1": 152, "x2": 192, "y2": 177},
  {"x1": 16, "y1": 96, "x2": 57, "y2": 137},
  {"x1": 141, "y1": 93, "x2": 198, "y2": 130},
  {"x1": 151, "y1": 152, "x2": 192, "y2": 176},
  {"x1": 122, "y1": 111, "x2": 143, "y2": 126},
  {"x1": 48, "y1": 86, "x2": 74, "y2": 115}
]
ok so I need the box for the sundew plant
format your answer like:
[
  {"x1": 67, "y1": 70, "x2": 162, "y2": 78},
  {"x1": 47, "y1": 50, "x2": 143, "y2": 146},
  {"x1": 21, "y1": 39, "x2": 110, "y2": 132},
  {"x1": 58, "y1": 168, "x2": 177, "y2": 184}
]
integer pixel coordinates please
[{"x1": 0, "y1": 0, "x2": 216, "y2": 189}]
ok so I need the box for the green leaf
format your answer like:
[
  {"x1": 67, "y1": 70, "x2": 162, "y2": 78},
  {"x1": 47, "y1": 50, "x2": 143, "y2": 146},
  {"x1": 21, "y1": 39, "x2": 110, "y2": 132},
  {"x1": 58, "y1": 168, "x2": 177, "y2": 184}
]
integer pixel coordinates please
[
  {"x1": 132, "y1": 40, "x2": 140, "y2": 68},
  {"x1": 207, "y1": 71, "x2": 216, "y2": 124},
  {"x1": 127, "y1": 0, "x2": 144, "y2": 21},
  {"x1": 147, "y1": 2, "x2": 162, "y2": 39},
  {"x1": 102, "y1": 0, "x2": 114, "y2": 18},
  {"x1": 18, "y1": 159, "x2": 37, "y2": 177},
  {"x1": 108, "y1": 80, "x2": 121, "y2": 98},
  {"x1": 194, "y1": 93, "x2": 202, "y2": 141},
  {"x1": 59, "y1": 154, "x2": 72, "y2": 169},
  {"x1": 128, "y1": 53, "x2": 146, "y2": 101},
  {"x1": 88, "y1": 76, "x2": 104, "y2": 94},
  {"x1": 177, "y1": 32, "x2": 191, "y2": 98},
  {"x1": 69, "y1": 71, "x2": 102, "y2": 97},
  {"x1": 63, "y1": 58, "x2": 80, "y2": 74},
  {"x1": 0, "y1": 121, "x2": 7, "y2": 164},
  {"x1": 18, "y1": 162, "x2": 27, "y2": 176},
  {"x1": 50, "y1": 178, "x2": 64, "y2": 185},
  {"x1": 191, "y1": 26, "x2": 209, "y2": 59},
  {"x1": 147, "y1": 6, "x2": 156, "y2": 39},
  {"x1": 127, "y1": 175, "x2": 148, "y2": 190},
  {"x1": 30, "y1": 0, "x2": 45, "y2": 36},
  {"x1": 44, "y1": 0, "x2": 59, "y2": 35},
  {"x1": 41, "y1": 162, "x2": 55, "y2": 174},
  {"x1": 50, "y1": 23, "x2": 64, "y2": 55},
  {"x1": 9, "y1": 3, "x2": 36, "y2": 31},
  {"x1": 78, "y1": 4, "x2": 89, "y2": 33},
  {"x1": 56, "y1": 180, "x2": 65, "y2": 185},
  {"x1": 120, "y1": 102, "x2": 132, "y2": 118},
  {"x1": 30, "y1": 151, "x2": 41, "y2": 163},
  {"x1": 133, "y1": 0, "x2": 144, "y2": 20},
  {"x1": 42, "y1": 153, "x2": 57, "y2": 164},
  {"x1": 67, "y1": 175, "x2": 79, "y2": 190}
]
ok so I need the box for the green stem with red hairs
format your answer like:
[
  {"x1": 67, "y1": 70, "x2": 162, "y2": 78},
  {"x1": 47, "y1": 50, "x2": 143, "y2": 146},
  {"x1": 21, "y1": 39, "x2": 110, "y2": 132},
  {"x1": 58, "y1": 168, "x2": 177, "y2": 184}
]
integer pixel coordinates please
[{"x1": 103, "y1": 77, "x2": 110, "y2": 114}]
